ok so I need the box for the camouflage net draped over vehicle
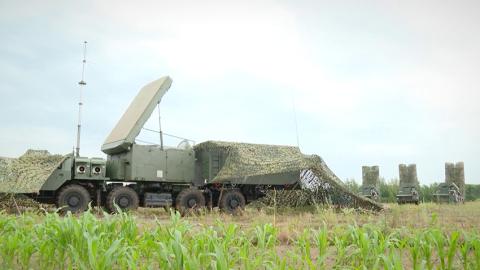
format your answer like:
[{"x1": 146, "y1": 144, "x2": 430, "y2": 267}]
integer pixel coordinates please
[
  {"x1": 195, "y1": 141, "x2": 383, "y2": 211},
  {"x1": 257, "y1": 156, "x2": 383, "y2": 211},
  {"x1": 195, "y1": 141, "x2": 311, "y2": 181},
  {"x1": 0, "y1": 193, "x2": 45, "y2": 213},
  {"x1": 0, "y1": 150, "x2": 65, "y2": 193}
]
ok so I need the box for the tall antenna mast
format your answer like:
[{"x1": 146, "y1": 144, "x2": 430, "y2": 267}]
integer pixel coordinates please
[
  {"x1": 76, "y1": 41, "x2": 87, "y2": 157},
  {"x1": 292, "y1": 94, "x2": 300, "y2": 149},
  {"x1": 158, "y1": 103, "x2": 164, "y2": 150}
]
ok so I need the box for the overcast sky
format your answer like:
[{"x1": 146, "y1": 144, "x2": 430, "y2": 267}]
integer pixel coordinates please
[{"x1": 0, "y1": 0, "x2": 479, "y2": 184}]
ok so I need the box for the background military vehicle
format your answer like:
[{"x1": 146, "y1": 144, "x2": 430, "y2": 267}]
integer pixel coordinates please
[
  {"x1": 433, "y1": 182, "x2": 462, "y2": 204},
  {"x1": 433, "y1": 162, "x2": 465, "y2": 204},
  {"x1": 445, "y1": 162, "x2": 466, "y2": 199},
  {"x1": 396, "y1": 164, "x2": 420, "y2": 205},
  {"x1": 0, "y1": 76, "x2": 382, "y2": 214},
  {"x1": 360, "y1": 166, "x2": 380, "y2": 202}
]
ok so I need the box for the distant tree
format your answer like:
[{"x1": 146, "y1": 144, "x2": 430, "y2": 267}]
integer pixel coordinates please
[
  {"x1": 379, "y1": 178, "x2": 399, "y2": 203},
  {"x1": 419, "y1": 183, "x2": 439, "y2": 202},
  {"x1": 344, "y1": 178, "x2": 360, "y2": 194},
  {"x1": 465, "y1": 184, "x2": 480, "y2": 201}
]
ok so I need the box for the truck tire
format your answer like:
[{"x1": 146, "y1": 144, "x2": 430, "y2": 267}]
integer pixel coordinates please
[
  {"x1": 219, "y1": 190, "x2": 245, "y2": 215},
  {"x1": 106, "y1": 186, "x2": 139, "y2": 213},
  {"x1": 57, "y1": 184, "x2": 91, "y2": 213},
  {"x1": 175, "y1": 188, "x2": 205, "y2": 215}
]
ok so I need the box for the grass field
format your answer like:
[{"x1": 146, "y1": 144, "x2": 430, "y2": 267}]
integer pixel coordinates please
[{"x1": 1, "y1": 202, "x2": 480, "y2": 269}]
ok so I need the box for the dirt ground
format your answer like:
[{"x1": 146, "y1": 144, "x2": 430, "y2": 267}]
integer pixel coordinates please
[{"x1": 133, "y1": 201, "x2": 480, "y2": 234}]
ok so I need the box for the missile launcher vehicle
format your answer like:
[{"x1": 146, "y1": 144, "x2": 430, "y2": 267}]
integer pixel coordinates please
[
  {"x1": 0, "y1": 76, "x2": 382, "y2": 213},
  {"x1": 396, "y1": 164, "x2": 420, "y2": 205},
  {"x1": 433, "y1": 163, "x2": 465, "y2": 204},
  {"x1": 360, "y1": 166, "x2": 380, "y2": 202},
  {"x1": 396, "y1": 184, "x2": 420, "y2": 205},
  {"x1": 433, "y1": 182, "x2": 462, "y2": 204}
]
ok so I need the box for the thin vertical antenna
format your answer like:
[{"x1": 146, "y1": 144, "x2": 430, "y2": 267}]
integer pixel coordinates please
[
  {"x1": 292, "y1": 94, "x2": 300, "y2": 149},
  {"x1": 158, "y1": 103, "x2": 164, "y2": 150},
  {"x1": 76, "y1": 41, "x2": 87, "y2": 157}
]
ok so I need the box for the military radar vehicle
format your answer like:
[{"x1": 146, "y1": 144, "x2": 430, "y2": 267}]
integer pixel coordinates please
[
  {"x1": 0, "y1": 76, "x2": 382, "y2": 214},
  {"x1": 396, "y1": 164, "x2": 420, "y2": 205}
]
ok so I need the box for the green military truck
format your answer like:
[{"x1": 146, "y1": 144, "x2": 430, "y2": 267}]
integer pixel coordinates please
[{"x1": 0, "y1": 76, "x2": 382, "y2": 214}]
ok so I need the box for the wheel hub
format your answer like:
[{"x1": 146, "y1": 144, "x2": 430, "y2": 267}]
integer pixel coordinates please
[
  {"x1": 118, "y1": 196, "x2": 130, "y2": 207},
  {"x1": 229, "y1": 198, "x2": 239, "y2": 208},
  {"x1": 188, "y1": 198, "x2": 197, "y2": 208},
  {"x1": 68, "y1": 195, "x2": 80, "y2": 207}
]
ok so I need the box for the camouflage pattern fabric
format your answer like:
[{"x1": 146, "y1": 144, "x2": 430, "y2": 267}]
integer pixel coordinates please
[
  {"x1": 306, "y1": 156, "x2": 383, "y2": 211},
  {"x1": 0, "y1": 150, "x2": 65, "y2": 193},
  {"x1": 0, "y1": 193, "x2": 43, "y2": 213},
  {"x1": 195, "y1": 141, "x2": 383, "y2": 211},
  {"x1": 195, "y1": 141, "x2": 310, "y2": 181}
]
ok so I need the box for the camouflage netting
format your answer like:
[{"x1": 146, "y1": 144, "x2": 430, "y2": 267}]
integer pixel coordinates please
[
  {"x1": 0, "y1": 193, "x2": 45, "y2": 213},
  {"x1": 256, "y1": 157, "x2": 383, "y2": 211},
  {"x1": 195, "y1": 141, "x2": 312, "y2": 182},
  {"x1": 0, "y1": 150, "x2": 65, "y2": 194},
  {"x1": 195, "y1": 141, "x2": 383, "y2": 211}
]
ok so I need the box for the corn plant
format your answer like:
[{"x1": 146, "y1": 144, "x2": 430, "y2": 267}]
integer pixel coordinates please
[{"x1": 0, "y1": 208, "x2": 479, "y2": 269}]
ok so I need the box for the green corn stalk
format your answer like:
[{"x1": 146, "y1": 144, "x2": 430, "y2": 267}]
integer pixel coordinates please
[
  {"x1": 408, "y1": 237, "x2": 421, "y2": 270},
  {"x1": 17, "y1": 229, "x2": 36, "y2": 269},
  {"x1": 380, "y1": 249, "x2": 403, "y2": 270},
  {"x1": 459, "y1": 232, "x2": 471, "y2": 270},
  {"x1": 296, "y1": 229, "x2": 314, "y2": 269},
  {"x1": 253, "y1": 223, "x2": 277, "y2": 249},
  {"x1": 431, "y1": 229, "x2": 446, "y2": 269},
  {"x1": 0, "y1": 206, "x2": 479, "y2": 269},
  {"x1": 473, "y1": 237, "x2": 480, "y2": 270},
  {"x1": 446, "y1": 231, "x2": 459, "y2": 270},
  {"x1": 0, "y1": 233, "x2": 19, "y2": 269},
  {"x1": 333, "y1": 235, "x2": 347, "y2": 266},
  {"x1": 421, "y1": 232, "x2": 434, "y2": 270},
  {"x1": 313, "y1": 222, "x2": 329, "y2": 269}
]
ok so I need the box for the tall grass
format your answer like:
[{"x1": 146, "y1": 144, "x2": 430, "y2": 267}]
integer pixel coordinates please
[{"x1": 0, "y1": 209, "x2": 479, "y2": 269}]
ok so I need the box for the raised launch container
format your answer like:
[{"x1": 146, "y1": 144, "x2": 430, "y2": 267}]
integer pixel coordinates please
[{"x1": 360, "y1": 166, "x2": 380, "y2": 202}]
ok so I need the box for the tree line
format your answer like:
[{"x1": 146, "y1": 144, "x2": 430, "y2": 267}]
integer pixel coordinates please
[{"x1": 344, "y1": 178, "x2": 480, "y2": 203}]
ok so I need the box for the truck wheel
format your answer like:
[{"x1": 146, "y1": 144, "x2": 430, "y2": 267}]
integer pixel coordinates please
[
  {"x1": 57, "y1": 184, "x2": 91, "y2": 213},
  {"x1": 175, "y1": 188, "x2": 205, "y2": 215},
  {"x1": 219, "y1": 190, "x2": 245, "y2": 215},
  {"x1": 106, "y1": 186, "x2": 139, "y2": 213}
]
